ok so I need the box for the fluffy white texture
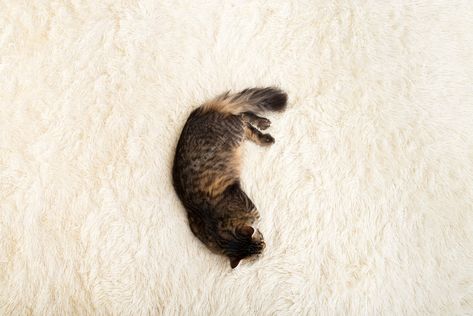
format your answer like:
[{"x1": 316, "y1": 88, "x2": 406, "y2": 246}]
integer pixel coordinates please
[{"x1": 1, "y1": 1, "x2": 472, "y2": 315}]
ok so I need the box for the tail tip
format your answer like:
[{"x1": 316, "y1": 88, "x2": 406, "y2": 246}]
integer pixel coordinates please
[{"x1": 262, "y1": 87, "x2": 288, "y2": 112}]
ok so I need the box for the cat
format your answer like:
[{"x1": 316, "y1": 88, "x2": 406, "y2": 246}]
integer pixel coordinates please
[{"x1": 172, "y1": 87, "x2": 287, "y2": 268}]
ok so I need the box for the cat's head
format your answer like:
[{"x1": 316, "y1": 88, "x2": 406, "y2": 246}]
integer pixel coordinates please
[{"x1": 218, "y1": 225, "x2": 266, "y2": 269}]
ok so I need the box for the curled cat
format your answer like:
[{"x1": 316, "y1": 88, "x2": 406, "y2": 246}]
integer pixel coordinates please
[{"x1": 172, "y1": 87, "x2": 287, "y2": 268}]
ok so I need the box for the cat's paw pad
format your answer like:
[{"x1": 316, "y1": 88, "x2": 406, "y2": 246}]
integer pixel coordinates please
[
  {"x1": 261, "y1": 134, "x2": 275, "y2": 145},
  {"x1": 257, "y1": 118, "x2": 271, "y2": 130}
]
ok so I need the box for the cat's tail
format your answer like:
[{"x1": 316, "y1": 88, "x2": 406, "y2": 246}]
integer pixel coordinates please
[{"x1": 202, "y1": 87, "x2": 287, "y2": 115}]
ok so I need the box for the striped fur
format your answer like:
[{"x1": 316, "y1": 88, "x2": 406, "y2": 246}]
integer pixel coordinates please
[{"x1": 172, "y1": 87, "x2": 288, "y2": 268}]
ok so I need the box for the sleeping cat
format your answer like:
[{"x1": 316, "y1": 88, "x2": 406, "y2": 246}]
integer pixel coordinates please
[{"x1": 172, "y1": 87, "x2": 287, "y2": 268}]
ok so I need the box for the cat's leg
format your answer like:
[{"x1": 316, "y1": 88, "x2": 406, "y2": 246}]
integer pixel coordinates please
[
  {"x1": 244, "y1": 123, "x2": 274, "y2": 146},
  {"x1": 241, "y1": 112, "x2": 271, "y2": 130}
]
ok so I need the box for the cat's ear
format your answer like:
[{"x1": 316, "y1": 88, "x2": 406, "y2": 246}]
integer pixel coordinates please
[
  {"x1": 230, "y1": 257, "x2": 241, "y2": 269},
  {"x1": 237, "y1": 225, "x2": 254, "y2": 238}
]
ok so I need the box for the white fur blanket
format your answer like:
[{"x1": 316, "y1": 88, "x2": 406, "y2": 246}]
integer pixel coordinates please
[{"x1": 1, "y1": 1, "x2": 472, "y2": 314}]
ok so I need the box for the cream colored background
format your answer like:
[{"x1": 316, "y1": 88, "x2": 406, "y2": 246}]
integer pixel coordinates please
[{"x1": 1, "y1": 1, "x2": 472, "y2": 315}]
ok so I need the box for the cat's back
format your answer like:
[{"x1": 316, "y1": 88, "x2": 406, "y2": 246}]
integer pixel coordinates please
[{"x1": 172, "y1": 107, "x2": 243, "y2": 196}]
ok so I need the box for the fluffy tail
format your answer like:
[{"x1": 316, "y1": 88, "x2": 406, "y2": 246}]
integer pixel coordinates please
[{"x1": 203, "y1": 87, "x2": 287, "y2": 115}]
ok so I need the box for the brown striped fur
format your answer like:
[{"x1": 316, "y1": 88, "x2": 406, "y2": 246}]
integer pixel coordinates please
[{"x1": 172, "y1": 87, "x2": 287, "y2": 268}]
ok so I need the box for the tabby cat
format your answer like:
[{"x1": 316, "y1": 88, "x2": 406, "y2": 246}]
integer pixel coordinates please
[{"x1": 172, "y1": 87, "x2": 287, "y2": 268}]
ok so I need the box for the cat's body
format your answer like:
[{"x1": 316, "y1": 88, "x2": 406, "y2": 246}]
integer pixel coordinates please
[{"x1": 172, "y1": 87, "x2": 287, "y2": 268}]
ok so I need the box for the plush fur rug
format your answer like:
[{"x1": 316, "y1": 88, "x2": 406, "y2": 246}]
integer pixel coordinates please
[{"x1": 1, "y1": 1, "x2": 472, "y2": 315}]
